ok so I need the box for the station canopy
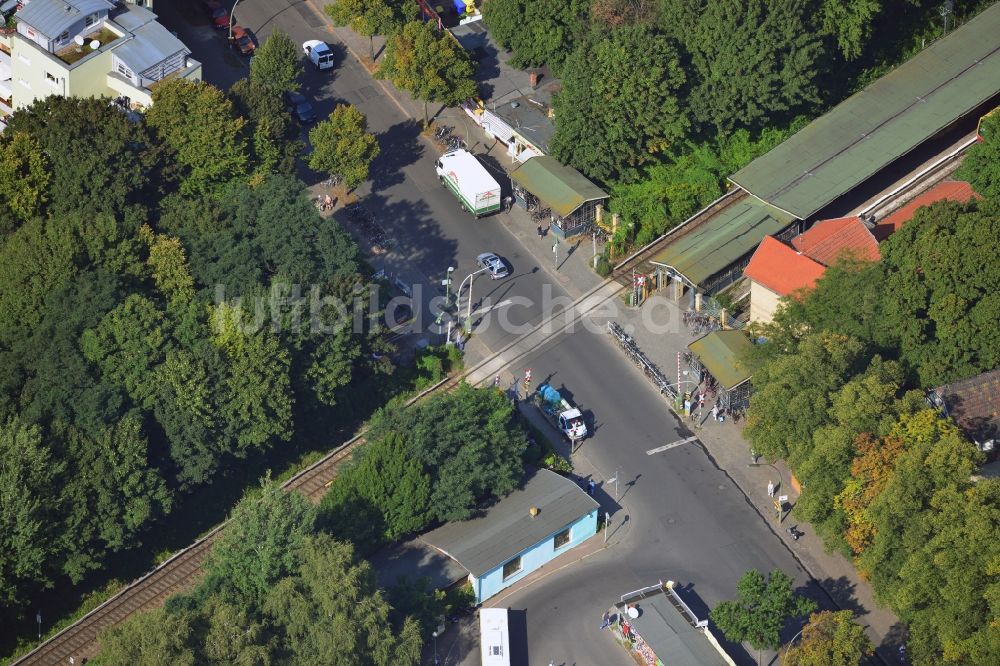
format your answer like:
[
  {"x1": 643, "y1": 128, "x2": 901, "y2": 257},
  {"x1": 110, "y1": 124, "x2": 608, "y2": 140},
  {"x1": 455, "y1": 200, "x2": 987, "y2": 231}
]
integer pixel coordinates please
[
  {"x1": 688, "y1": 330, "x2": 753, "y2": 391},
  {"x1": 730, "y1": 2, "x2": 1000, "y2": 220},
  {"x1": 510, "y1": 156, "x2": 608, "y2": 218}
]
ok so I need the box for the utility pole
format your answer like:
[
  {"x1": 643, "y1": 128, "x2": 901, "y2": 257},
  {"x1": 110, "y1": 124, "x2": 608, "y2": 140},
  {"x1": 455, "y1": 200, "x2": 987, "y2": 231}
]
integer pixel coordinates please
[
  {"x1": 36, "y1": 611, "x2": 41, "y2": 640},
  {"x1": 443, "y1": 266, "x2": 455, "y2": 308},
  {"x1": 592, "y1": 230, "x2": 598, "y2": 268},
  {"x1": 604, "y1": 511, "x2": 610, "y2": 543},
  {"x1": 552, "y1": 240, "x2": 558, "y2": 269}
]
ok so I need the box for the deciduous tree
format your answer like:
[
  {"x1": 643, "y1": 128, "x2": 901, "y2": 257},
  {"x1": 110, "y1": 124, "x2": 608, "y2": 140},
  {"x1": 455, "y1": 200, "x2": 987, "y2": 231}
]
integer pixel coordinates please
[
  {"x1": 551, "y1": 27, "x2": 688, "y2": 182},
  {"x1": 483, "y1": 0, "x2": 589, "y2": 73},
  {"x1": 325, "y1": 0, "x2": 413, "y2": 62},
  {"x1": 781, "y1": 610, "x2": 873, "y2": 666},
  {"x1": 710, "y1": 569, "x2": 817, "y2": 652},
  {"x1": 0, "y1": 131, "x2": 50, "y2": 229},
  {"x1": 307, "y1": 105, "x2": 380, "y2": 191},
  {"x1": 147, "y1": 80, "x2": 248, "y2": 198},
  {"x1": 376, "y1": 21, "x2": 477, "y2": 127},
  {"x1": 263, "y1": 534, "x2": 422, "y2": 665},
  {"x1": 249, "y1": 28, "x2": 302, "y2": 95},
  {"x1": 204, "y1": 481, "x2": 315, "y2": 609},
  {"x1": 0, "y1": 417, "x2": 62, "y2": 605},
  {"x1": 957, "y1": 111, "x2": 1000, "y2": 199}
]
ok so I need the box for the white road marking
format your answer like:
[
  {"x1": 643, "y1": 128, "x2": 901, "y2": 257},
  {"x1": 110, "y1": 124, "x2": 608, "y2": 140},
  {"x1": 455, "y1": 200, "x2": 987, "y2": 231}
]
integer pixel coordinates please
[
  {"x1": 646, "y1": 436, "x2": 699, "y2": 455},
  {"x1": 471, "y1": 299, "x2": 513, "y2": 316}
]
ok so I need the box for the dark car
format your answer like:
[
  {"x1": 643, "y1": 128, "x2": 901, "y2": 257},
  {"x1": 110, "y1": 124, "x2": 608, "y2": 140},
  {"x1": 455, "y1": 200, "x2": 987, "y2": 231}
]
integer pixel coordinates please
[
  {"x1": 284, "y1": 91, "x2": 316, "y2": 123},
  {"x1": 229, "y1": 25, "x2": 255, "y2": 55},
  {"x1": 202, "y1": 1, "x2": 230, "y2": 29}
]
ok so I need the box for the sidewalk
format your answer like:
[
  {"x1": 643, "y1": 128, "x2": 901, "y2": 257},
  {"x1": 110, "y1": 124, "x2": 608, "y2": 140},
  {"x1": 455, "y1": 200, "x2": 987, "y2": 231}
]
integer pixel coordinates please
[
  {"x1": 609, "y1": 292, "x2": 905, "y2": 664},
  {"x1": 307, "y1": 2, "x2": 605, "y2": 306}
]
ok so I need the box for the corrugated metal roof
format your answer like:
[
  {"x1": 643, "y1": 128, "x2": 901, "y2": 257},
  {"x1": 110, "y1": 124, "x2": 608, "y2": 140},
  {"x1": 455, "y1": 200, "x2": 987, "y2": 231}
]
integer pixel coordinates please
[
  {"x1": 17, "y1": 0, "x2": 114, "y2": 39},
  {"x1": 510, "y1": 156, "x2": 607, "y2": 218},
  {"x1": 420, "y1": 469, "x2": 598, "y2": 578},
  {"x1": 619, "y1": 588, "x2": 731, "y2": 666},
  {"x1": 650, "y1": 196, "x2": 793, "y2": 288},
  {"x1": 113, "y1": 17, "x2": 187, "y2": 75},
  {"x1": 689, "y1": 330, "x2": 752, "y2": 391},
  {"x1": 730, "y1": 2, "x2": 1000, "y2": 220},
  {"x1": 111, "y1": 3, "x2": 156, "y2": 32}
]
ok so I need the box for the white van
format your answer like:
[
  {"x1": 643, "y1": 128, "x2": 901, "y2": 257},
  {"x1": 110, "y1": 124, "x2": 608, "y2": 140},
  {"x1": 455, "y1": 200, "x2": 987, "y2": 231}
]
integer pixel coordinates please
[{"x1": 302, "y1": 40, "x2": 334, "y2": 70}]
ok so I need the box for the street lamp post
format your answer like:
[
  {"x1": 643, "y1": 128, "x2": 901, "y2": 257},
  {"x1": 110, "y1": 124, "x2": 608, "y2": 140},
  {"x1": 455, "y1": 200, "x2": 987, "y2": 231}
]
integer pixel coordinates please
[
  {"x1": 228, "y1": 0, "x2": 241, "y2": 39},
  {"x1": 940, "y1": 0, "x2": 954, "y2": 35},
  {"x1": 443, "y1": 266, "x2": 455, "y2": 308},
  {"x1": 36, "y1": 611, "x2": 41, "y2": 640},
  {"x1": 431, "y1": 630, "x2": 439, "y2": 664},
  {"x1": 458, "y1": 267, "x2": 488, "y2": 332}
]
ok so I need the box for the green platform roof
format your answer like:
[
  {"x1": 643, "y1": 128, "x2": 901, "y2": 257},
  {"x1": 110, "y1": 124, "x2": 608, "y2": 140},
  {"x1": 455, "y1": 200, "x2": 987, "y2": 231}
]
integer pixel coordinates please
[
  {"x1": 649, "y1": 196, "x2": 793, "y2": 288},
  {"x1": 730, "y1": 2, "x2": 1000, "y2": 220},
  {"x1": 510, "y1": 156, "x2": 608, "y2": 218},
  {"x1": 689, "y1": 330, "x2": 752, "y2": 391}
]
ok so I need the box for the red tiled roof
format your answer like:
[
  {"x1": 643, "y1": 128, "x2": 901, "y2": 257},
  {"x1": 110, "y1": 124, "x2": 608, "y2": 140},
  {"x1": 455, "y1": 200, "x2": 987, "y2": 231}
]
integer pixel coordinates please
[
  {"x1": 874, "y1": 180, "x2": 978, "y2": 240},
  {"x1": 743, "y1": 236, "x2": 826, "y2": 297},
  {"x1": 932, "y1": 368, "x2": 1000, "y2": 445},
  {"x1": 792, "y1": 216, "x2": 880, "y2": 266}
]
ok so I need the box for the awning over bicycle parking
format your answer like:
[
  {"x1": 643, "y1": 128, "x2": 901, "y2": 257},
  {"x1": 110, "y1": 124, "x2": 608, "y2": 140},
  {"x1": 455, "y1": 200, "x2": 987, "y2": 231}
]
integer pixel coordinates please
[
  {"x1": 509, "y1": 156, "x2": 608, "y2": 237},
  {"x1": 687, "y1": 330, "x2": 752, "y2": 392}
]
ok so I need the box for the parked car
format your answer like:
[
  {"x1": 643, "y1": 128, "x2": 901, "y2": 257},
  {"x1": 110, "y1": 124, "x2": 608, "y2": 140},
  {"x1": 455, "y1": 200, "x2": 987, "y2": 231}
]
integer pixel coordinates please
[
  {"x1": 229, "y1": 25, "x2": 255, "y2": 55},
  {"x1": 302, "y1": 39, "x2": 334, "y2": 70},
  {"x1": 202, "y1": 1, "x2": 230, "y2": 29},
  {"x1": 284, "y1": 91, "x2": 316, "y2": 124},
  {"x1": 477, "y1": 252, "x2": 509, "y2": 279}
]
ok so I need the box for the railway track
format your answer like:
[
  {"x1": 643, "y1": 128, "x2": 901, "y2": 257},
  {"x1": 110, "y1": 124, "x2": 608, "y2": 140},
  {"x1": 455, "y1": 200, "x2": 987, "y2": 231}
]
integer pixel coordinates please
[{"x1": 11, "y1": 192, "x2": 746, "y2": 665}]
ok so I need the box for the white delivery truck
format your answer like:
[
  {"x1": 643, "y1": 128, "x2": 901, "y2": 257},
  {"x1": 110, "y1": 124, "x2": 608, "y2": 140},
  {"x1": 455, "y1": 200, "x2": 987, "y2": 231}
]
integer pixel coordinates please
[
  {"x1": 302, "y1": 40, "x2": 334, "y2": 70},
  {"x1": 480, "y1": 608, "x2": 510, "y2": 666},
  {"x1": 435, "y1": 149, "x2": 502, "y2": 218}
]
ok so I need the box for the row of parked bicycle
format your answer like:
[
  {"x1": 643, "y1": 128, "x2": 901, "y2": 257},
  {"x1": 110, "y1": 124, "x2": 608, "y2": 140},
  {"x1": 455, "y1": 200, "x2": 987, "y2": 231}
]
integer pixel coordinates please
[
  {"x1": 347, "y1": 204, "x2": 393, "y2": 251},
  {"x1": 433, "y1": 125, "x2": 468, "y2": 152}
]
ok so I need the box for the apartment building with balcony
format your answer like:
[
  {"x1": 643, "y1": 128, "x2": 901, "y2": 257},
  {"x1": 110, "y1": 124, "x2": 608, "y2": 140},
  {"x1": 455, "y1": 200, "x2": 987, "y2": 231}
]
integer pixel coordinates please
[{"x1": 0, "y1": 0, "x2": 199, "y2": 124}]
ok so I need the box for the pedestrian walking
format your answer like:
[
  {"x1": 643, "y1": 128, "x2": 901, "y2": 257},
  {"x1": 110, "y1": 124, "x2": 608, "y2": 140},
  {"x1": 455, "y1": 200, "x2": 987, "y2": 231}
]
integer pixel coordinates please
[
  {"x1": 587, "y1": 479, "x2": 596, "y2": 496},
  {"x1": 767, "y1": 480, "x2": 775, "y2": 497},
  {"x1": 537, "y1": 224, "x2": 544, "y2": 238},
  {"x1": 600, "y1": 610, "x2": 611, "y2": 630},
  {"x1": 711, "y1": 403, "x2": 719, "y2": 422}
]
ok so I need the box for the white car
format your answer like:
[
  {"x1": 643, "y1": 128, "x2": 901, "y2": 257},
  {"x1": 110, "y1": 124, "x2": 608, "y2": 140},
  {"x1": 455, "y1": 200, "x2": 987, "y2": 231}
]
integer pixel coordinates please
[
  {"x1": 477, "y1": 252, "x2": 509, "y2": 279},
  {"x1": 303, "y1": 40, "x2": 334, "y2": 70}
]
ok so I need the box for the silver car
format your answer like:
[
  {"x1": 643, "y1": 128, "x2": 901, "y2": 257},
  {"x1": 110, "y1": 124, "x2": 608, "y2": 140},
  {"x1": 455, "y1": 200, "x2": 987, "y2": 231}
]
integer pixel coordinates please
[{"x1": 477, "y1": 252, "x2": 509, "y2": 279}]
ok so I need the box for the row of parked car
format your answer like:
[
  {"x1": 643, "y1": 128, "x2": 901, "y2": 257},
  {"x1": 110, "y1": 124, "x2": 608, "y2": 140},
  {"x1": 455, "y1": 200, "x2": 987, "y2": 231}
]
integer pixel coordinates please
[{"x1": 199, "y1": 0, "x2": 256, "y2": 54}]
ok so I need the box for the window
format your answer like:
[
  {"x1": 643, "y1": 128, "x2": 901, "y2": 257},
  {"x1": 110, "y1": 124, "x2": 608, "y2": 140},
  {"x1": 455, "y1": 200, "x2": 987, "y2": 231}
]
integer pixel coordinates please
[
  {"x1": 553, "y1": 527, "x2": 571, "y2": 550},
  {"x1": 85, "y1": 13, "x2": 98, "y2": 27},
  {"x1": 501, "y1": 556, "x2": 522, "y2": 580},
  {"x1": 58, "y1": 30, "x2": 69, "y2": 43},
  {"x1": 117, "y1": 63, "x2": 132, "y2": 79}
]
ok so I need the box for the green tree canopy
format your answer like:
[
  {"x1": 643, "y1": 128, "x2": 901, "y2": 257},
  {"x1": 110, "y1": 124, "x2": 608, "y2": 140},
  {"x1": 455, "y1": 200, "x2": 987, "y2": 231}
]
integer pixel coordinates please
[
  {"x1": 204, "y1": 481, "x2": 316, "y2": 609},
  {"x1": 229, "y1": 78, "x2": 302, "y2": 179},
  {"x1": 660, "y1": 0, "x2": 826, "y2": 133},
  {"x1": 146, "y1": 79, "x2": 249, "y2": 198},
  {"x1": 307, "y1": 104, "x2": 381, "y2": 191},
  {"x1": 5, "y1": 96, "x2": 153, "y2": 217},
  {"x1": 482, "y1": 0, "x2": 589, "y2": 74},
  {"x1": 955, "y1": 106, "x2": 1000, "y2": 199},
  {"x1": 551, "y1": 26, "x2": 688, "y2": 183},
  {"x1": 376, "y1": 21, "x2": 477, "y2": 127},
  {"x1": 0, "y1": 131, "x2": 50, "y2": 230},
  {"x1": 0, "y1": 417, "x2": 62, "y2": 605},
  {"x1": 263, "y1": 534, "x2": 422, "y2": 665},
  {"x1": 710, "y1": 569, "x2": 817, "y2": 651},
  {"x1": 325, "y1": 0, "x2": 414, "y2": 62},
  {"x1": 249, "y1": 28, "x2": 302, "y2": 95},
  {"x1": 781, "y1": 610, "x2": 873, "y2": 666}
]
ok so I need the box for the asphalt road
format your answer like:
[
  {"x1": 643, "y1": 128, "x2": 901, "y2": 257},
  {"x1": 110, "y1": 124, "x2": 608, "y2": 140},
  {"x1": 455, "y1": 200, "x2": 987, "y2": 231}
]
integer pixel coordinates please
[
  {"x1": 159, "y1": 5, "x2": 833, "y2": 664},
  {"x1": 161, "y1": 0, "x2": 572, "y2": 355}
]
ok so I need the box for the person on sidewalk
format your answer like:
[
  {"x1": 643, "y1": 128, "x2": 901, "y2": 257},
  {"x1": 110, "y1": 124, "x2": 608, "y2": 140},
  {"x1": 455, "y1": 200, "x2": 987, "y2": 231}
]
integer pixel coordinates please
[
  {"x1": 537, "y1": 224, "x2": 544, "y2": 238},
  {"x1": 767, "y1": 480, "x2": 775, "y2": 497},
  {"x1": 600, "y1": 610, "x2": 611, "y2": 630},
  {"x1": 711, "y1": 403, "x2": 719, "y2": 422},
  {"x1": 587, "y1": 479, "x2": 596, "y2": 496}
]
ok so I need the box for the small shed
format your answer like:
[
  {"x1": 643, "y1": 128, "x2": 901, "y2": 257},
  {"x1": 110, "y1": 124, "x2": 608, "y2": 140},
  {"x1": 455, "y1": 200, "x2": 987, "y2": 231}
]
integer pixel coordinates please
[
  {"x1": 928, "y1": 367, "x2": 1000, "y2": 462},
  {"x1": 421, "y1": 468, "x2": 599, "y2": 603},
  {"x1": 612, "y1": 581, "x2": 735, "y2": 666},
  {"x1": 688, "y1": 330, "x2": 753, "y2": 410},
  {"x1": 509, "y1": 156, "x2": 608, "y2": 237}
]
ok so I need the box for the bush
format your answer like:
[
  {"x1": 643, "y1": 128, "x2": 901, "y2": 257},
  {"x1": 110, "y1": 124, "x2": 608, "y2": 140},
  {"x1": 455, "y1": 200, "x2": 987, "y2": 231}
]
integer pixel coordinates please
[{"x1": 594, "y1": 254, "x2": 611, "y2": 277}]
